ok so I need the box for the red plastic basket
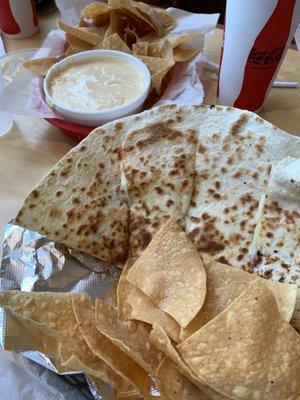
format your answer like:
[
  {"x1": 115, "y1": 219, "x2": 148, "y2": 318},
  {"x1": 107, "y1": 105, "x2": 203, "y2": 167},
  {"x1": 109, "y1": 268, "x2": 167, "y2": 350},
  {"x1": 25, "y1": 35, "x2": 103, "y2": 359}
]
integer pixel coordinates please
[{"x1": 45, "y1": 118, "x2": 93, "y2": 141}]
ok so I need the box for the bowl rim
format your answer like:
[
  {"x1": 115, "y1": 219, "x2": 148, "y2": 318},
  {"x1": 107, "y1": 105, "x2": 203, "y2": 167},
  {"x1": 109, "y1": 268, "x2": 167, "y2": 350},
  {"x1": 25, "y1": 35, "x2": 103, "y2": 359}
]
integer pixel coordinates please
[{"x1": 43, "y1": 49, "x2": 151, "y2": 117}]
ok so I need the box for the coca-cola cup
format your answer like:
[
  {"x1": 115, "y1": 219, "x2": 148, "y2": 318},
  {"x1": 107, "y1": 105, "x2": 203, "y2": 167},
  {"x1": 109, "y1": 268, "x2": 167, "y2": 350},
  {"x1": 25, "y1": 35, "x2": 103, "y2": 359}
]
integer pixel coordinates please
[
  {"x1": 217, "y1": 0, "x2": 300, "y2": 112},
  {"x1": 0, "y1": 0, "x2": 39, "y2": 39}
]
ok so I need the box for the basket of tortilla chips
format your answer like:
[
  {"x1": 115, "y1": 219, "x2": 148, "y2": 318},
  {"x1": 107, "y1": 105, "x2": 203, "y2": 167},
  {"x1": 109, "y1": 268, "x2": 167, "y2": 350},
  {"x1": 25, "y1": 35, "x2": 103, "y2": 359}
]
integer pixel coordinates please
[{"x1": 23, "y1": 0, "x2": 204, "y2": 140}]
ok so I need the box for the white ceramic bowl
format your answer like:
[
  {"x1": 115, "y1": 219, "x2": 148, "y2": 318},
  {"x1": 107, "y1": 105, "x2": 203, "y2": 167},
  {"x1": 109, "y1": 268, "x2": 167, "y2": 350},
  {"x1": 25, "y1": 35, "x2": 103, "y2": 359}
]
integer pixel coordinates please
[{"x1": 44, "y1": 50, "x2": 151, "y2": 127}]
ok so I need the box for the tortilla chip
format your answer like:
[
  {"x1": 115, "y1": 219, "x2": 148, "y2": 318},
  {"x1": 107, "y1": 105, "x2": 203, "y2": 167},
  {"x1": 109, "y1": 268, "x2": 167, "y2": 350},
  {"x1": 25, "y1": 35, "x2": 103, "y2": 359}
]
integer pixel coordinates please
[
  {"x1": 58, "y1": 20, "x2": 102, "y2": 46},
  {"x1": 124, "y1": 26, "x2": 139, "y2": 47},
  {"x1": 65, "y1": 46, "x2": 75, "y2": 56},
  {"x1": 150, "y1": 324, "x2": 228, "y2": 400},
  {"x1": 137, "y1": 54, "x2": 174, "y2": 94},
  {"x1": 105, "y1": 9, "x2": 126, "y2": 39},
  {"x1": 95, "y1": 299, "x2": 162, "y2": 374},
  {"x1": 81, "y1": 3, "x2": 112, "y2": 27},
  {"x1": 117, "y1": 258, "x2": 135, "y2": 318},
  {"x1": 3, "y1": 313, "x2": 61, "y2": 363},
  {"x1": 60, "y1": 353, "x2": 119, "y2": 388},
  {"x1": 167, "y1": 33, "x2": 202, "y2": 48},
  {"x1": 156, "y1": 358, "x2": 212, "y2": 400},
  {"x1": 292, "y1": 294, "x2": 300, "y2": 334},
  {"x1": 23, "y1": 57, "x2": 59, "y2": 76},
  {"x1": 108, "y1": 0, "x2": 158, "y2": 35},
  {"x1": 0, "y1": 290, "x2": 117, "y2": 381},
  {"x1": 132, "y1": 42, "x2": 148, "y2": 56},
  {"x1": 155, "y1": 7, "x2": 176, "y2": 32},
  {"x1": 173, "y1": 45, "x2": 198, "y2": 62},
  {"x1": 151, "y1": 65, "x2": 173, "y2": 95},
  {"x1": 136, "y1": 55, "x2": 166, "y2": 74},
  {"x1": 0, "y1": 291, "x2": 81, "y2": 339},
  {"x1": 117, "y1": 258, "x2": 181, "y2": 343},
  {"x1": 80, "y1": 26, "x2": 105, "y2": 37},
  {"x1": 58, "y1": 323, "x2": 120, "y2": 387},
  {"x1": 130, "y1": 0, "x2": 165, "y2": 36},
  {"x1": 66, "y1": 33, "x2": 94, "y2": 52},
  {"x1": 95, "y1": 32, "x2": 131, "y2": 53},
  {"x1": 72, "y1": 295, "x2": 152, "y2": 399},
  {"x1": 180, "y1": 254, "x2": 297, "y2": 340},
  {"x1": 127, "y1": 219, "x2": 207, "y2": 328},
  {"x1": 178, "y1": 280, "x2": 300, "y2": 400}
]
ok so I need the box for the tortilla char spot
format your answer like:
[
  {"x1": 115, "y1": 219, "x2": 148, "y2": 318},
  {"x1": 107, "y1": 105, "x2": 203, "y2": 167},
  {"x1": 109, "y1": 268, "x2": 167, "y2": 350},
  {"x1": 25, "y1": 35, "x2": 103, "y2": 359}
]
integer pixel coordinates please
[
  {"x1": 153, "y1": 186, "x2": 163, "y2": 195},
  {"x1": 50, "y1": 171, "x2": 56, "y2": 177},
  {"x1": 188, "y1": 227, "x2": 200, "y2": 241},
  {"x1": 210, "y1": 133, "x2": 220, "y2": 142},
  {"x1": 227, "y1": 155, "x2": 235, "y2": 165},
  {"x1": 139, "y1": 230, "x2": 152, "y2": 250},
  {"x1": 28, "y1": 204, "x2": 36, "y2": 209},
  {"x1": 166, "y1": 199, "x2": 174, "y2": 208},
  {"x1": 49, "y1": 208, "x2": 61, "y2": 218},
  {"x1": 132, "y1": 123, "x2": 183, "y2": 149},
  {"x1": 115, "y1": 122, "x2": 123, "y2": 133},
  {"x1": 240, "y1": 193, "x2": 255, "y2": 205},
  {"x1": 166, "y1": 182, "x2": 175, "y2": 191},
  {"x1": 30, "y1": 190, "x2": 39, "y2": 199},
  {"x1": 198, "y1": 171, "x2": 209, "y2": 180},
  {"x1": 168, "y1": 169, "x2": 178, "y2": 177},
  {"x1": 217, "y1": 256, "x2": 229, "y2": 264},
  {"x1": 194, "y1": 222, "x2": 225, "y2": 255},
  {"x1": 55, "y1": 190, "x2": 63, "y2": 197},
  {"x1": 181, "y1": 180, "x2": 189, "y2": 189},
  {"x1": 190, "y1": 200, "x2": 196, "y2": 208},
  {"x1": 197, "y1": 143, "x2": 207, "y2": 153},
  {"x1": 263, "y1": 270, "x2": 273, "y2": 279},
  {"x1": 255, "y1": 143, "x2": 264, "y2": 154},
  {"x1": 60, "y1": 166, "x2": 71, "y2": 177},
  {"x1": 222, "y1": 143, "x2": 230, "y2": 152},
  {"x1": 176, "y1": 115, "x2": 182, "y2": 122},
  {"x1": 228, "y1": 233, "x2": 243, "y2": 244},
  {"x1": 229, "y1": 113, "x2": 248, "y2": 136},
  {"x1": 221, "y1": 167, "x2": 227, "y2": 173}
]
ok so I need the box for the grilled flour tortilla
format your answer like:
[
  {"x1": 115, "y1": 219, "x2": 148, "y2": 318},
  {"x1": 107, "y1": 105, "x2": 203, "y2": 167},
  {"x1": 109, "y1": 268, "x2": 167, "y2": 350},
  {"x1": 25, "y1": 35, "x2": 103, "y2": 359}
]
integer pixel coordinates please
[
  {"x1": 15, "y1": 128, "x2": 129, "y2": 263},
  {"x1": 14, "y1": 105, "x2": 300, "y2": 287},
  {"x1": 185, "y1": 109, "x2": 300, "y2": 272},
  {"x1": 122, "y1": 120, "x2": 197, "y2": 256},
  {"x1": 251, "y1": 157, "x2": 300, "y2": 332}
]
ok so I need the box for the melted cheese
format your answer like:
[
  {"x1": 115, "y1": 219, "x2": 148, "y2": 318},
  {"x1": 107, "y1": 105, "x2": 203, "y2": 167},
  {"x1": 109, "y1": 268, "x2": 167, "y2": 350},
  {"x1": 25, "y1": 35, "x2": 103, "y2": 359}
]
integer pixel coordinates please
[{"x1": 49, "y1": 57, "x2": 145, "y2": 111}]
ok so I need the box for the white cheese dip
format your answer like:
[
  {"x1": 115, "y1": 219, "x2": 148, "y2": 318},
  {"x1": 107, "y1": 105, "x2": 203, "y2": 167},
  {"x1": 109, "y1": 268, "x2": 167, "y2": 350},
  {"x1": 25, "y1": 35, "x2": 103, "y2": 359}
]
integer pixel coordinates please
[{"x1": 48, "y1": 57, "x2": 145, "y2": 111}]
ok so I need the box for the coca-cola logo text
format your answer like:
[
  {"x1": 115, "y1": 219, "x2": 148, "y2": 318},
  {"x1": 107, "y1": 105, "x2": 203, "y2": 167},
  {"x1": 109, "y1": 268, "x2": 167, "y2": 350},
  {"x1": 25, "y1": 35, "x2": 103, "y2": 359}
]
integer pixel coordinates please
[{"x1": 248, "y1": 47, "x2": 284, "y2": 66}]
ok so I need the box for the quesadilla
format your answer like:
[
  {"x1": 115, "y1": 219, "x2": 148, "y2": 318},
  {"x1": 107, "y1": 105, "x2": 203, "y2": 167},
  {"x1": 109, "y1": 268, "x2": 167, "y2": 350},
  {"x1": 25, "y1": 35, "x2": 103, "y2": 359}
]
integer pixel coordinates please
[
  {"x1": 251, "y1": 157, "x2": 299, "y2": 282},
  {"x1": 251, "y1": 157, "x2": 300, "y2": 331},
  {"x1": 186, "y1": 108, "x2": 300, "y2": 272},
  {"x1": 13, "y1": 104, "x2": 299, "y2": 291},
  {"x1": 15, "y1": 128, "x2": 129, "y2": 263},
  {"x1": 122, "y1": 119, "x2": 197, "y2": 256}
]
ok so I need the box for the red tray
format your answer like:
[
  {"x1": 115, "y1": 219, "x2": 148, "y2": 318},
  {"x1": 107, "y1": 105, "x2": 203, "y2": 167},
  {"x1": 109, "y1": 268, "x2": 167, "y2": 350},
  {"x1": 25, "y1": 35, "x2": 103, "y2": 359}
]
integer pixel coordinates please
[{"x1": 45, "y1": 118, "x2": 93, "y2": 141}]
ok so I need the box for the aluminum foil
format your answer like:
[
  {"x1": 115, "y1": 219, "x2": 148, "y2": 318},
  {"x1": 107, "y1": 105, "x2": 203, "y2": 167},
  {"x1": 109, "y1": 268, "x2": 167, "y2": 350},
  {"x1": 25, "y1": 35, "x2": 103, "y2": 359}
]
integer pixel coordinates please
[{"x1": 0, "y1": 222, "x2": 124, "y2": 399}]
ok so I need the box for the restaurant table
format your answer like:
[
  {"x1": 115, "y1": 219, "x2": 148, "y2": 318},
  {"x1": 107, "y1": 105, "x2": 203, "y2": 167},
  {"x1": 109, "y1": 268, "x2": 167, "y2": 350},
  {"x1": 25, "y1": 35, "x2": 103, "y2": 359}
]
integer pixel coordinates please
[{"x1": 0, "y1": 8, "x2": 299, "y2": 251}]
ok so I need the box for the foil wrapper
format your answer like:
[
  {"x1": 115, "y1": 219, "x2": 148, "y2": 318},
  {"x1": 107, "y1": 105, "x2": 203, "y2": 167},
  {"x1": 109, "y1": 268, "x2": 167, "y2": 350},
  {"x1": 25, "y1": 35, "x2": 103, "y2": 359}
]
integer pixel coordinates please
[{"x1": 0, "y1": 222, "x2": 126, "y2": 399}]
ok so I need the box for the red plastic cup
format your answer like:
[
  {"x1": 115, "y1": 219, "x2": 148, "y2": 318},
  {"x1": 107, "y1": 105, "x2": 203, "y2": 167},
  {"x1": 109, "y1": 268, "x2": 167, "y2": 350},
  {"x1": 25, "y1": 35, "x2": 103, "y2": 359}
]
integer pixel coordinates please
[
  {"x1": 218, "y1": 0, "x2": 300, "y2": 111},
  {"x1": 0, "y1": 0, "x2": 39, "y2": 39}
]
